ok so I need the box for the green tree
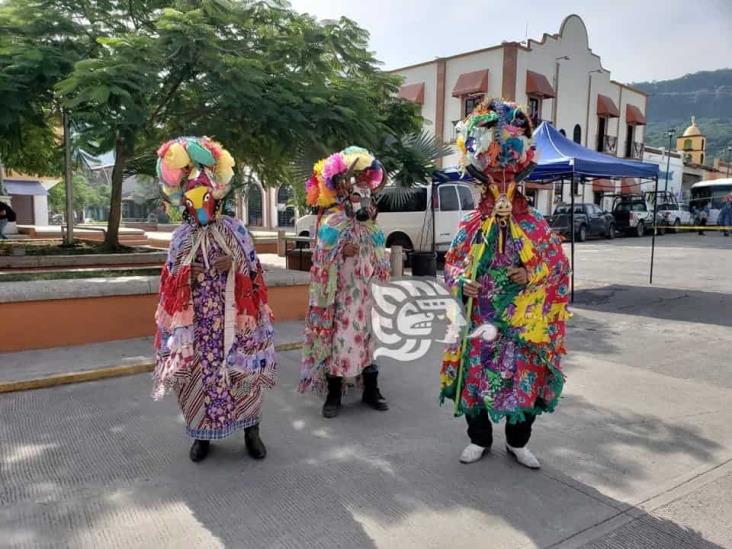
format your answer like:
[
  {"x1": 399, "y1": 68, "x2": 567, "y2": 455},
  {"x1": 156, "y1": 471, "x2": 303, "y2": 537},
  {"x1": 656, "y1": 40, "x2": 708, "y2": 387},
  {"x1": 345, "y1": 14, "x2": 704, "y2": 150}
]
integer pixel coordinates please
[
  {"x1": 0, "y1": 0, "x2": 89, "y2": 177},
  {"x1": 47, "y1": 174, "x2": 99, "y2": 221},
  {"x1": 4, "y1": 0, "x2": 424, "y2": 250}
]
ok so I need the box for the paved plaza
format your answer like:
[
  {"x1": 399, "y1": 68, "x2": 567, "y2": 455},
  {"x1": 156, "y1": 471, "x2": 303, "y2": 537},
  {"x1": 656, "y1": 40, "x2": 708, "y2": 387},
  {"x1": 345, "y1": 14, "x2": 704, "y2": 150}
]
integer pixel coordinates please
[{"x1": 1, "y1": 233, "x2": 731, "y2": 548}]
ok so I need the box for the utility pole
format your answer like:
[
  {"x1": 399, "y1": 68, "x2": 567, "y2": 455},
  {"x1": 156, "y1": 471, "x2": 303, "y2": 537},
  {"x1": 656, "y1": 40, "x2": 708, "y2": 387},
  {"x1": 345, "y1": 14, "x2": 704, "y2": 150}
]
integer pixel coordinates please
[
  {"x1": 63, "y1": 110, "x2": 74, "y2": 245},
  {"x1": 664, "y1": 129, "x2": 675, "y2": 196}
]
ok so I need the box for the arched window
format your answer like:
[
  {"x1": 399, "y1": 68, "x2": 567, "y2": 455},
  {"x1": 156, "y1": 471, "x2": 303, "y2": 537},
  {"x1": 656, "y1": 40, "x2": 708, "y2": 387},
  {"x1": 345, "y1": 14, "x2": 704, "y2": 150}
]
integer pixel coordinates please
[
  {"x1": 573, "y1": 124, "x2": 582, "y2": 144},
  {"x1": 276, "y1": 185, "x2": 295, "y2": 227},
  {"x1": 559, "y1": 129, "x2": 567, "y2": 137},
  {"x1": 247, "y1": 185, "x2": 263, "y2": 227}
]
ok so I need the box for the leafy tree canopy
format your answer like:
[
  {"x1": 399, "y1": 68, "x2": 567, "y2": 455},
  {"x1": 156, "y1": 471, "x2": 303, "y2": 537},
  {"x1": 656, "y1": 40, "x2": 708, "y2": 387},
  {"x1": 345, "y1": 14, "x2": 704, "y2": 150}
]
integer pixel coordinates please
[{"x1": 1, "y1": 0, "x2": 428, "y2": 248}]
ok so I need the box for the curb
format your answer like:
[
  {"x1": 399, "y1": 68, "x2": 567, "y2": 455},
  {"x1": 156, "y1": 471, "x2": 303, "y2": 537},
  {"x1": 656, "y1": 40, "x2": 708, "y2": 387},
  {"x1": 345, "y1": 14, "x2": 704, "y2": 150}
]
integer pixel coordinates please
[{"x1": 0, "y1": 341, "x2": 304, "y2": 395}]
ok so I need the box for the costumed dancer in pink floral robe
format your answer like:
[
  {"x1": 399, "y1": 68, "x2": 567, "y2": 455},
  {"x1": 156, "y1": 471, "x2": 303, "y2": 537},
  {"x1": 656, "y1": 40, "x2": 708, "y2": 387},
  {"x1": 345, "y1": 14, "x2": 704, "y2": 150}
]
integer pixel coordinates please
[
  {"x1": 440, "y1": 100, "x2": 570, "y2": 469},
  {"x1": 152, "y1": 137, "x2": 276, "y2": 462},
  {"x1": 299, "y1": 146, "x2": 391, "y2": 418}
]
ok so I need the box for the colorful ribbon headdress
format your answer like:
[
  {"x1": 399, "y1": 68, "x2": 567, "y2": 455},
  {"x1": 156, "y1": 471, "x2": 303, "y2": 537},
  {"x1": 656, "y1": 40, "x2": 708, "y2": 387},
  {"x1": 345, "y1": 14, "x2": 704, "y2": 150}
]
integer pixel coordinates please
[
  {"x1": 456, "y1": 99, "x2": 537, "y2": 186},
  {"x1": 305, "y1": 146, "x2": 385, "y2": 208},
  {"x1": 156, "y1": 136, "x2": 235, "y2": 205}
]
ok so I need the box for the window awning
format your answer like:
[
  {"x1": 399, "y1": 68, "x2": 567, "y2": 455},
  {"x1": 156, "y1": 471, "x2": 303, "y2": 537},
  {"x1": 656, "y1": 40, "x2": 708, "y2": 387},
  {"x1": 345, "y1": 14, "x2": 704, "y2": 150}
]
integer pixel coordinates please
[
  {"x1": 452, "y1": 69, "x2": 489, "y2": 98},
  {"x1": 526, "y1": 70, "x2": 555, "y2": 99},
  {"x1": 597, "y1": 94, "x2": 620, "y2": 118},
  {"x1": 398, "y1": 82, "x2": 425, "y2": 105},
  {"x1": 593, "y1": 179, "x2": 616, "y2": 192},
  {"x1": 626, "y1": 104, "x2": 646, "y2": 125},
  {"x1": 4, "y1": 180, "x2": 47, "y2": 196}
]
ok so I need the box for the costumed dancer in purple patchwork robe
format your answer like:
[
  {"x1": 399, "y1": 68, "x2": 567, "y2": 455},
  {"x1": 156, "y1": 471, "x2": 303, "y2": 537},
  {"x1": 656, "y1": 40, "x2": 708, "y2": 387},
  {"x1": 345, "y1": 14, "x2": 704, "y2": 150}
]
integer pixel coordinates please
[{"x1": 152, "y1": 137, "x2": 276, "y2": 462}]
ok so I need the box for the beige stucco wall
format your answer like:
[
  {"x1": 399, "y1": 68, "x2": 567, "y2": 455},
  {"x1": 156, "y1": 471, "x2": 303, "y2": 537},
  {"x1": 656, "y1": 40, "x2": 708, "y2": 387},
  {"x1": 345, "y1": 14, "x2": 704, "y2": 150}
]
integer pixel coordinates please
[
  {"x1": 397, "y1": 62, "x2": 439, "y2": 133},
  {"x1": 391, "y1": 15, "x2": 650, "y2": 214}
]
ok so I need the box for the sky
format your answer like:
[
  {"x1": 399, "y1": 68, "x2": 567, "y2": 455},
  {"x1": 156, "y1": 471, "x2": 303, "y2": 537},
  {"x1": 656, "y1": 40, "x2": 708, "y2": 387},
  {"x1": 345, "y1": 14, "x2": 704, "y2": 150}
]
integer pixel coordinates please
[{"x1": 289, "y1": 0, "x2": 732, "y2": 83}]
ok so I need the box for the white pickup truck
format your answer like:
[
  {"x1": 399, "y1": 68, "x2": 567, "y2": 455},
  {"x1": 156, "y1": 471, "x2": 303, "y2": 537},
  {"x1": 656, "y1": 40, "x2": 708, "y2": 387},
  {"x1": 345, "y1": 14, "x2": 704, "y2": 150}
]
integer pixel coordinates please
[
  {"x1": 294, "y1": 182, "x2": 478, "y2": 253},
  {"x1": 612, "y1": 194, "x2": 665, "y2": 237},
  {"x1": 657, "y1": 202, "x2": 693, "y2": 231}
]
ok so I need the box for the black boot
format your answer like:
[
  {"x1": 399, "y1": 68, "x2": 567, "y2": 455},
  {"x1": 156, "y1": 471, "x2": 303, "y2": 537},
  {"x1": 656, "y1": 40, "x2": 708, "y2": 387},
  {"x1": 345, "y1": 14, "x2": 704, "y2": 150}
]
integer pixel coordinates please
[
  {"x1": 362, "y1": 367, "x2": 389, "y2": 411},
  {"x1": 244, "y1": 424, "x2": 267, "y2": 460},
  {"x1": 322, "y1": 376, "x2": 343, "y2": 418},
  {"x1": 189, "y1": 439, "x2": 210, "y2": 462}
]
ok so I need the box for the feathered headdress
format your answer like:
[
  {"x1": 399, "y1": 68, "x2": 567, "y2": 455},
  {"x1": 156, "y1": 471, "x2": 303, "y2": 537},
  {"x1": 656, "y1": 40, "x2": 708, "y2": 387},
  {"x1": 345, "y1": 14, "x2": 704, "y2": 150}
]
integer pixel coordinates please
[
  {"x1": 456, "y1": 99, "x2": 537, "y2": 184},
  {"x1": 305, "y1": 146, "x2": 385, "y2": 208},
  {"x1": 156, "y1": 136, "x2": 235, "y2": 204}
]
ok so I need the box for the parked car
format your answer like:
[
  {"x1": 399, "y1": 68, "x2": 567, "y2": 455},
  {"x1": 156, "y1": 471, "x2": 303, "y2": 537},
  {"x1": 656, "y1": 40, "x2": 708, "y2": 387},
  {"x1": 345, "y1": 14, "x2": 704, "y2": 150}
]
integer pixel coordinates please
[
  {"x1": 644, "y1": 191, "x2": 691, "y2": 233},
  {"x1": 549, "y1": 203, "x2": 616, "y2": 241},
  {"x1": 294, "y1": 182, "x2": 478, "y2": 253},
  {"x1": 612, "y1": 194, "x2": 665, "y2": 237},
  {"x1": 657, "y1": 202, "x2": 692, "y2": 232}
]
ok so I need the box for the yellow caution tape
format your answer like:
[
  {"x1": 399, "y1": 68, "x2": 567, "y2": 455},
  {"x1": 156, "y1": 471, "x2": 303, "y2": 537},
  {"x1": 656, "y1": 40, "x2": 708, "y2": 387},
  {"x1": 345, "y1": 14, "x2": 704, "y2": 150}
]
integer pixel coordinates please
[{"x1": 654, "y1": 225, "x2": 732, "y2": 231}]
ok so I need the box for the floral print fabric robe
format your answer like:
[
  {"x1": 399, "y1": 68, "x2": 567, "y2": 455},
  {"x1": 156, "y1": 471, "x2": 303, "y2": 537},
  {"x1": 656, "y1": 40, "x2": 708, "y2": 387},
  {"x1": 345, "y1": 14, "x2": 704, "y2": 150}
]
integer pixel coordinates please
[
  {"x1": 153, "y1": 217, "x2": 276, "y2": 439},
  {"x1": 440, "y1": 196, "x2": 571, "y2": 423},
  {"x1": 299, "y1": 208, "x2": 390, "y2": 392}
]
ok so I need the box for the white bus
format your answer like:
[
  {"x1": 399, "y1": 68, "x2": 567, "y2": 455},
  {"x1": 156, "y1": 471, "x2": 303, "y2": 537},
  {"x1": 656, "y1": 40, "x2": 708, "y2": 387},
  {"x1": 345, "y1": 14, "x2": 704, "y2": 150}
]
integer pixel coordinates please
[{"x1": 689, "y1": 178, "x2": 732, "y2": 225}]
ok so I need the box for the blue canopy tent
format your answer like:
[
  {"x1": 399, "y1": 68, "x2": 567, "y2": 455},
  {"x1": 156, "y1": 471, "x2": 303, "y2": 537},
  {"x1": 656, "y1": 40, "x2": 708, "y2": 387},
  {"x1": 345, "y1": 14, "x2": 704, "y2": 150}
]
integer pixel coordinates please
[
  {"x1": 526, "y1": 122, "x2": 661, "y2": 300},
  {"x1": 528, "y1": 122, "x2": 659, "y2": 181}
]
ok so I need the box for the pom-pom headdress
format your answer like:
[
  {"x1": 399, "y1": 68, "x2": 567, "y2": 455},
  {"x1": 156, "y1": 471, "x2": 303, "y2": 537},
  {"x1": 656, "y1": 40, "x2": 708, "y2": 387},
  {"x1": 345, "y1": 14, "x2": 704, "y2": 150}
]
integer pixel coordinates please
[
  {"x1": 157, "y1": 136, "x2": 235, "y2": 204},
  {"x1": 456, "y1": 99, "x2": 536, "y2": 186},
  {"x1": 305, "y1": 146, "x2": 385, "y2": 208}
]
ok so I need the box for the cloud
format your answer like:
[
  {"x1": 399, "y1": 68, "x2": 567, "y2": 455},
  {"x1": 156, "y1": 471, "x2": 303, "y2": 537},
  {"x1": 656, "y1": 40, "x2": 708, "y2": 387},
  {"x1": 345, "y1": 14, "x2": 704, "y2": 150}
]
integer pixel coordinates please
[{"x1": 290, "y1": 0, "x2": 732, "y2": 82}]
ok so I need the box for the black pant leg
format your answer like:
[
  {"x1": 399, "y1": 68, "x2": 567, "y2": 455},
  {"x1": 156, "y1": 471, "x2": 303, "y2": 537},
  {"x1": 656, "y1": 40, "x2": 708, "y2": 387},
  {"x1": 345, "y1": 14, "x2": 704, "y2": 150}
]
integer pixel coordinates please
[
  {"x1": 465, "y1": 409, "x2": 493, "y2": 448},
  {"x1": 505, "y1": 414, "x2": 536, "y2": 448}
]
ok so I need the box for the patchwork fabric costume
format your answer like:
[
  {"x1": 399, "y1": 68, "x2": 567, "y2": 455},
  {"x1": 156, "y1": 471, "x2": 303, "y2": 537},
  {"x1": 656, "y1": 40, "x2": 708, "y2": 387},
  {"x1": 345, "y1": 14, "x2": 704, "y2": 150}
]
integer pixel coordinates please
[
  {"x1": 440, "y1": 193, "x2": 570, "y2": 421},
  {"x1": 152, "y1": 136, "x2": 276, "y2": 461},
  {"x1": 298, "y1": 146, "x2": 391, "y2": 417},
  {"x1": 439, "y1": 100, "x2": 570, "y2": 467}
]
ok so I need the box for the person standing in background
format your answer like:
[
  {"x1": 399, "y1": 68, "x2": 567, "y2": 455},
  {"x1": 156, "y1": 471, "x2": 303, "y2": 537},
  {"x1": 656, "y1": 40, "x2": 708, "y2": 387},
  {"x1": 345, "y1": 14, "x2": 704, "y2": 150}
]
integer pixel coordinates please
[
  {"x1": 718, "y1": 195, "x2": 732, "y2": 237},
  {"x1": 698, "y1": 203, "x2": 710, "y2": 236},
  {"x1": 0, "y1": 201, "x2": 17, "y2": 239}
]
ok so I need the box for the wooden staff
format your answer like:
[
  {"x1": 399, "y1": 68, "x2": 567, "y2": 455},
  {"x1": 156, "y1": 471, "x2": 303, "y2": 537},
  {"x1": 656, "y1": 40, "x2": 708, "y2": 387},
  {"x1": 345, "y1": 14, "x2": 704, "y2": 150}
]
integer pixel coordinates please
[{"x1": 453, "y1": 216, "x2": 493, "y2": 416}]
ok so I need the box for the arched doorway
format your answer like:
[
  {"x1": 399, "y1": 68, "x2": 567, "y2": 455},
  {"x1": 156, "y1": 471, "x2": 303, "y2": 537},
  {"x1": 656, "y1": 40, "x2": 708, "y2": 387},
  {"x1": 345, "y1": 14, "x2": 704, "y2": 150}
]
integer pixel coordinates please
[
  {"x1": 573, "y1": 124, "x2": 582, "y2": 144},
  {"x1": 276, "y1": 185, "x2": 295, "y2": 227},
  {"x1": 247, "y1": 185, "x2": 263, "y2": 227}
]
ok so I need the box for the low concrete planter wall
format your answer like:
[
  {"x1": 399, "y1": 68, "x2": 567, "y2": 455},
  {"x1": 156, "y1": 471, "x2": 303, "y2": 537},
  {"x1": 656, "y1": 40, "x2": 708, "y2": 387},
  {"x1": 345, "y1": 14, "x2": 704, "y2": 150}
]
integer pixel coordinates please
[
  {"x1": 0, "y1": 252, "x2": 167, "y2": 270},
  {"x1": 0, "y1": 270, "x2": 309, "y2": 352}
]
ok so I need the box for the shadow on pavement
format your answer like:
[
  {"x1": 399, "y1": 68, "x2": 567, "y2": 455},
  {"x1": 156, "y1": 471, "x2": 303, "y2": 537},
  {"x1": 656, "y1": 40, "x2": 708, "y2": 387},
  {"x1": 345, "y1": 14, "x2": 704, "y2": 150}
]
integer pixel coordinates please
[
  {"x1": 572, "y1": 284, "x2": 732, "y2": 328},
  {"x1": 0, "y1": 348, "x2": 726, "y2": 548}
]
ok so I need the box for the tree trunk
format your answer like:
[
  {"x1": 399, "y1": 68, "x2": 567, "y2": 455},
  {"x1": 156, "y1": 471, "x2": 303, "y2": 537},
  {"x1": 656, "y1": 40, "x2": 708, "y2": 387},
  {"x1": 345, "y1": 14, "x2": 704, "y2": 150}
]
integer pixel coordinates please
[
  {"x1": 0, "y1": 156, "x2": 6, "y2": 196},
  {"x1": 104, "y1": 135, "x2": 128, "y2": 250}
]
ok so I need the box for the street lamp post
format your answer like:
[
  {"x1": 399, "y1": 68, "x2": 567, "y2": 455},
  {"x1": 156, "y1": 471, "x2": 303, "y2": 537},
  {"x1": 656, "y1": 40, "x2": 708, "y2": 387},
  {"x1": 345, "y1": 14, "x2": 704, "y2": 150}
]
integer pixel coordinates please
[
  {"x1": 664, "y1": 129, "x2": 675, "y2": 196},
  {"x1": 63, "y1": 110, "x2": 74, "y2": 246},
  {"x1": 726, "y1": 146, "x2": 731, "y2": 177}
]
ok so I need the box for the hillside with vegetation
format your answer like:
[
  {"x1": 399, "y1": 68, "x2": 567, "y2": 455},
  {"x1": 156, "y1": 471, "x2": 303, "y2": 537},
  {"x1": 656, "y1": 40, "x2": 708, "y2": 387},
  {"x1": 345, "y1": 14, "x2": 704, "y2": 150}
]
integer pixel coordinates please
[{"x1": 633, "y1": 69, "x2": 732, "y2": 165}]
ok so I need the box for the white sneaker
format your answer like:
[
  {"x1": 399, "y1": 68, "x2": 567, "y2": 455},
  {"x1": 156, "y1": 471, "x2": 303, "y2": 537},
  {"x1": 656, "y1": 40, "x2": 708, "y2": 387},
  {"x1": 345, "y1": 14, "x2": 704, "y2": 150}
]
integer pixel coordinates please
[
  {"x1": 459, "y1": 443, "x2": 487, "y2": 464},
  {"x1": 506, "y1": 444, "x2": 541, "y2": 469}
]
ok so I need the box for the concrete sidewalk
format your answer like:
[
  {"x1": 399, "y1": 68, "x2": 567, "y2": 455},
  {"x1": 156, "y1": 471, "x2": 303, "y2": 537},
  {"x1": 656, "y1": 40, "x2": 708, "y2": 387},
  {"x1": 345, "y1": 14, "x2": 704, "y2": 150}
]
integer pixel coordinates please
[
  {"x1": 0, "y1": 320, "x2": 304, "y2": 392},
  {"x1": 1, "y1": 338, "x2": 730, "y2": 548},
  {"x1": 1, "y1": 283, "x2": 731, "y2": 547},
  {"x1": 1, "y1": 233, "x2": 730, "y2": 548}
]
